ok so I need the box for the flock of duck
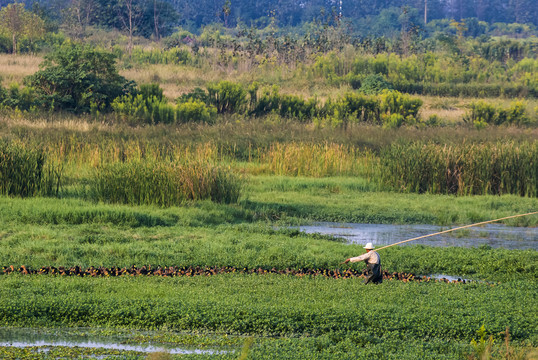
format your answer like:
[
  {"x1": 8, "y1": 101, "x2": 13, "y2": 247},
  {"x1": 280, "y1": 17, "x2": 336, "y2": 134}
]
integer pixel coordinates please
[{"x1": 1, "y1": 265, "x2": 469, "y2": 283}]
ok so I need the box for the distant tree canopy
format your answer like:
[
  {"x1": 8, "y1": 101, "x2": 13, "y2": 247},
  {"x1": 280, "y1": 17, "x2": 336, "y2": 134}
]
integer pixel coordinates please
[
  {"x1": 0, "y1": 2, "x2": 45, "y2": 53},
  {"x1": 0, "y1": 0, "x2": 536, "y2": 37}
]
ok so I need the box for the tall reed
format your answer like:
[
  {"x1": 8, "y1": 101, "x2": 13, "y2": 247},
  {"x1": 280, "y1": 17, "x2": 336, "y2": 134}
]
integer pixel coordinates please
[
  {"x1": 0, "y1": 140, "x2": 61, "y2": 197},
  {"x1": 380, "y1": 141, "x2": 537, "y2": 196},
  {"x1": 259, "y1": 142, "x2": 377, "y2": 178},
  {"x1": 89, "y1": 159, "x2": 241, "y2": 206}
]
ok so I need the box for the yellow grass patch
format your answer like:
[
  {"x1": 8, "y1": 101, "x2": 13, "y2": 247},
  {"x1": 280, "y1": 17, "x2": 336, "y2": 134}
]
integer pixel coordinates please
[{"x1": 0, "y1": 54, "x2": 42, "y2": 86}]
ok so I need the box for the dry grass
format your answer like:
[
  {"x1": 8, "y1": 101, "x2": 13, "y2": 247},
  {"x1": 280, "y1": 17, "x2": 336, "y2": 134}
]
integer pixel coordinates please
[
  {"x1": 120, "y1": 64, "x2": 233, "y2": 100},
  {"x1": 0, "y1": 113, "x2": 112, "y2": 133},
  {"x1": 0, "y1": 54, "x2": 42, "y2": 86}
]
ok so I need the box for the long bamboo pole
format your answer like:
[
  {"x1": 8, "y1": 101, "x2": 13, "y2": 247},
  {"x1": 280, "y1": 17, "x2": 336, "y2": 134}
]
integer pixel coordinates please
[{"x1": 375, "y1": 211, "x2": 538, "y2": 251}]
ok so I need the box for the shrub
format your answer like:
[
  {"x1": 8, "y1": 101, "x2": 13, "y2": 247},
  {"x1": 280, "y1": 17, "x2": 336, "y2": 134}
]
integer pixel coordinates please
[
  {"x1": 505, "y1": 100, "x2": 530, "y2": 125},
  {"x1": 112, "y1": 83, "x2": 176, "y2": 125},
  {"x1": 0, "y1": 82, "x2": 8, "y2": 106},
  {"x1": 177, "y1": 87, "x2": 209, "y2": 104},
  {"x1": 163, "y1": 28, "x2": 196, "y2": 49},
  {"x1": 381, "y1": 113, "x2": 404, "y2": 128},
  {"x1": 26, "y1": 43, "x2": 135, "y2": 113},
  {"x1": 359, "y1": 74, "x2": 393, "y2": 94},
  {"x1": 139, "y1": 83, "x2": 164, "y2": 101},
  {"x1": 251, "y1": 86, "x2": 318, "y2": 121},
  {"x1": 112, "y1": 94, "x2": 175, "y2": 125},
  {"x1": 466, "y1": 100, "x2": 532, "y2": 126},
  {"x1": 207, "y1": 81, "x2": 248, "y2": 114},
  {"x1": 379, "y1": 90, "x2": 422, "y2": 125},
  {"x1": 467, "y1": 101, "x2": 497, "y2": 125},
  {"x1": 176, "y1": 99, "x2": 217, "y2": 124},
  {"x1": 331, "y1": 92, "x2": 379, "y2": 125},
  {"x1": 346, "y1": 74, "x2": 362, "y2": 89},
  {"x1": 1, "y1": 83, "x2": 38, "y2": 111}
]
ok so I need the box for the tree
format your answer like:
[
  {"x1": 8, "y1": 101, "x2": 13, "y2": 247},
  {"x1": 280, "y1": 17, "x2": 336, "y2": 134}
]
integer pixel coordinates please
[
  {"x1": 0, "y1": 2, "x2": 45, "y2": 54},
  {"x1": 26, "y1": 43, "x2": 135, "y2": 113},
  {"x1": 62, "y1": 0, "x2": 98, "y2": 39},
  {"x1": 222, "y1": 0, "x2": 231, "y2": 27},
  {"x1": 115, "y1": 0, "x2": 145, "y2": 55}
]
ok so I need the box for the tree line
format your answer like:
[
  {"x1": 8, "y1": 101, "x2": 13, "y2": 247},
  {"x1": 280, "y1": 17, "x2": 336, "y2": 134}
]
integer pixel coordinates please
[{"x1": 1, "y1": 0, "x2": 536, "y2": 39}]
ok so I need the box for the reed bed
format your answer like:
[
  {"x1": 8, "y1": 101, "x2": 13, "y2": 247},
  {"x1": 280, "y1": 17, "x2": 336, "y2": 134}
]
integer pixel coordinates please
[
  {"x1": 380, "y1": 141, "x2": 538, "y2": 196},
  {"x1": 0, "y1": 140, "x2": 61, "y2": 197},
  {"x1": 259, "y1": 142, "x2": 377, "y2": 178},
  {"x1": 90, "y1": 159, "x2": 241, "y2": 206},
  {"x1": 45, "y1": 138, "x2": 223, "y2": 169}
]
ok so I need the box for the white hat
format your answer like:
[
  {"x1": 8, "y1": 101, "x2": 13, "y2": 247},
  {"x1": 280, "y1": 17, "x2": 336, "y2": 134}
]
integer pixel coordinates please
[{"x1": 364, "y1": 242, "x2": 375, "y2": 250}]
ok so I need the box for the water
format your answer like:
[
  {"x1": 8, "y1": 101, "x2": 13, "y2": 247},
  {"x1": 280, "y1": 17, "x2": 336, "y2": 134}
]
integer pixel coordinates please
[
  {"x1": 0, "y1": 328, "x2": 227, "y2": 355},
  {"x1": 294, "y1": 222, "x2": 537, "y2": 250}
]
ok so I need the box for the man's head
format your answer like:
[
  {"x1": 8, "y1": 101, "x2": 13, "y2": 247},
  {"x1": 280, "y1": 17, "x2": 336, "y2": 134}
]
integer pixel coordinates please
[{"x1": 364, "y1": 242, "x2": 375, "y2": 252}]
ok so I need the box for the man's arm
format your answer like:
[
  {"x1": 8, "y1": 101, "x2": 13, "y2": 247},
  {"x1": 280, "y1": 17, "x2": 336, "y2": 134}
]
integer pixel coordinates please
[{"x1": 346, "y1": 253, "x2": 369, "y2": 263}]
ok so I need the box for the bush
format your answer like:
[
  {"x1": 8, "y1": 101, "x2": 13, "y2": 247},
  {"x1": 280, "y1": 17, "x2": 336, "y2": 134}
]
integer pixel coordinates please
[
  {"x1": 467, "y1": 100, "x2": 532, "y2": 126},
  {"x1": 379, "y1": 90, "x2": 422, "y2": 125},
  {"x1": 505, "y1": 101, "x2": 530, "y2": 125},
  {"x1": 207, "y1": 81, "x2": 248, "y2": 114},
  {"x1": 251, "y1": 86, "x2": 318, "y2": 121},
  {"x1": 0, "y1": 82, "x2": 7, "y2": 105},
  {"x1": 1, "y1": 83, "x2": 38, "y2": 111},
  {"x1": 359, "y1": 74, "x2": 393, "y2": 94},
  {"x1": 331, "y1": 92, "x2": 379, "y2": 125},
  {"x1": 346, "y1": 74, "x2": 362, "y2": 89},
  {"x1": 163, "y1": 28, "x2": 196, "y2": 49},
  {"x1": 176, "y1": 87, "x2": 209, "y2": 104},
  {"x1": 26, "y1": 43, "x2": 135, "y2": 113},
  {"x1": 112, "y1": 94, "x2": 175, "y2": 125},
  {"x1": 176, "y1": 99, "x2": 217, "y2": 124}
]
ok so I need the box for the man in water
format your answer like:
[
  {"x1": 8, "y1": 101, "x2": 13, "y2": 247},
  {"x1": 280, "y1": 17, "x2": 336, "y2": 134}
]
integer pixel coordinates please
[{"x1": 343, "y1": 242, "x2": 382, "y2": 284}]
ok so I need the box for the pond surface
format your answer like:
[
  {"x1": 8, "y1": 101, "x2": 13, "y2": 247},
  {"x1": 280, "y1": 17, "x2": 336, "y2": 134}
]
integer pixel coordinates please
[
  {"x1": 0, "y1": 328, "x2": 226, "y2": 355},
  {"x1": 294, "y1": 222, "x2": 537, "y2": 250}
]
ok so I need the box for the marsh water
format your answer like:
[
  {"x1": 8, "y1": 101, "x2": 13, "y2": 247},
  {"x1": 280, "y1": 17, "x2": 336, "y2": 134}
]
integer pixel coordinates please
[
  {"x1": 294, "y1": 222, "x2": 537, "y2": 250},
  {"x1": 0, "y1": 328, "x2": 226, "y2": 355}
]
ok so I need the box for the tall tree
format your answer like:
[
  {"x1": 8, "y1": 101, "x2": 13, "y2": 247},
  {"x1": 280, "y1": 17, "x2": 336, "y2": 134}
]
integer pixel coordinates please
[
  {"x1": 62, "y1": 0, "x2": 98, "y2": 38},
  {"x1": 0, "y1": 2, "x2": 45, "y2": 53},
  {"x1": 115, "y1": 0, "x2": 145, "y2": 55}
]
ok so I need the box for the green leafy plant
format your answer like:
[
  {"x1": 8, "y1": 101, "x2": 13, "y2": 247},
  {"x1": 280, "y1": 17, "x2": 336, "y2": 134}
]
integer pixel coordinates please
[{"x1": 26, "y1": 43, "x2": 135, "y2": 113}]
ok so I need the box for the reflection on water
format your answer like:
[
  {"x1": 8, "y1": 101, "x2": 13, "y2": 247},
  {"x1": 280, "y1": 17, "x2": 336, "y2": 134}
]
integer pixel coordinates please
[
  {"x1": 0, "y1": 328, "x2": 226, "y2": 355},
  {"x1": 295, "y1": 222, "x2": 537, "y2": 249}
]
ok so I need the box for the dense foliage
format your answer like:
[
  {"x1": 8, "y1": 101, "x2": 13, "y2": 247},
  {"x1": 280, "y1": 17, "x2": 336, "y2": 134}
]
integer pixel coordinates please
[
  {"x1": 3, "y1": 0, "x2": 537, "y2": 34},
  {"x1": 25, "y1": 43, "x2": 134, "y2": 112}
]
